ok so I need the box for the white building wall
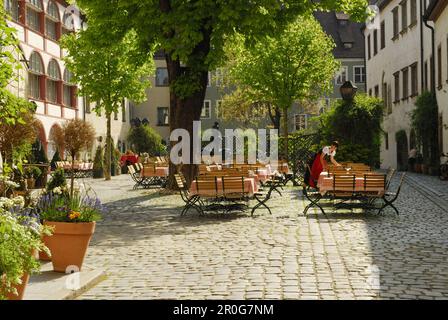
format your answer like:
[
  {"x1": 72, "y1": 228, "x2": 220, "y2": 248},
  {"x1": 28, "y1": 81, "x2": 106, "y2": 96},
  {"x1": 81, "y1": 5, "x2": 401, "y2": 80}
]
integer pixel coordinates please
[
  {"x1": 365, "y1": 0, "x2": 432, "y2": 169},
  {"x1": 433, "y1": 7, "x2": 448, "y2": 159}
]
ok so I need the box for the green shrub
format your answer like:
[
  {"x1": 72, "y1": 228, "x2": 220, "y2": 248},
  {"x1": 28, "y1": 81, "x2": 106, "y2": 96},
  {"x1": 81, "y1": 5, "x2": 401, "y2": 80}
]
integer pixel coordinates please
[
  {"x1": 23, "y1": 166, "x2": 42, "y2": 179},
  {"x1": 411, "y1": 92, "x2": 439, "y2": 166},
  {"x1": 128, "y1": 124, "x2": 166, "y2": 156},
  {"x1": 50, "y1": 150, "x2": 61, "y2": 171},
  {"x1": 46, "y1": 168, "x2": 67, "y2": 194},
  {"x1": 29, "y1": 139, "x2": 48, "y2": 164},
  {"x1": 93, "y1": 146, "x2": 104, "y2": 178},
  {"x1": 315, "y1": 93, "x2": 383, "y2": 167}
]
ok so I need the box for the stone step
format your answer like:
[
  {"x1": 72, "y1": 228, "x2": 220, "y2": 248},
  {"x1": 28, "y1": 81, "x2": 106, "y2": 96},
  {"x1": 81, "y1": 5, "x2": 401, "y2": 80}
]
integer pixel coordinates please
[{"x1": 23, "y1": 262, "x2": 106, "y2": 300}]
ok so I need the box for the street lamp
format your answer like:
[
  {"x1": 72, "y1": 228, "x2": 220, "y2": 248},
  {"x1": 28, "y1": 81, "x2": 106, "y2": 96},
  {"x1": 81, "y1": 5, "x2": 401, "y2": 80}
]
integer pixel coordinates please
[{"x1": 340, "y1": 81, "x2": 358, "y2": 101}]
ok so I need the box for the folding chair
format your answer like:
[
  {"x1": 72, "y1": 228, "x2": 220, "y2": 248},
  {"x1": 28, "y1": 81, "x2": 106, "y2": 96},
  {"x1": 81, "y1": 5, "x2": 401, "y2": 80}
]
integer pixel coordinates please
[
  {"x1": 175, "y1": 173, "x2": 203, "y2": 216},
  {"x1": 385, "y1": 167, "x2": 396, "y2": 191},
  {"x1": 128, "y1": 165, "x2": 144, "y2": 189},
  {"x1": 222, "y1": 176, "x2": 250, "y2": 212},
  {"x1": 378, "y1": 173, "x2": 405, "y2": 215},
  {"x1": 302, "y1": 164, "x2": 325, "y2": 215}
]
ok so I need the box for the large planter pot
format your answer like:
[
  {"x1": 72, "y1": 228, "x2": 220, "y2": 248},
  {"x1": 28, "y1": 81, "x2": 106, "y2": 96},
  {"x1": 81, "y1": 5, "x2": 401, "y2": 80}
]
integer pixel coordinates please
[
  {"x1": 5, "y1": 273, "x2": 30, "y2": 300},
  {"x1": 43, "y1": 221, "x2": 96, "y2": 273}
]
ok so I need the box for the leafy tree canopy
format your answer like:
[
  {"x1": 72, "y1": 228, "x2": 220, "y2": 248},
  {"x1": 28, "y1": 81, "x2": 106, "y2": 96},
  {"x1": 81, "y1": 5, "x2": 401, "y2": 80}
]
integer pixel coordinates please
[
  {"x1": 75, "y1": 0, "x2": 369, "y2": 97},
  {"x1": 0, "y1": 3, "x2": 35, "y2": 126},
  {"x1": 222, "y1": 15, "x2": 340, "y2": 111}
]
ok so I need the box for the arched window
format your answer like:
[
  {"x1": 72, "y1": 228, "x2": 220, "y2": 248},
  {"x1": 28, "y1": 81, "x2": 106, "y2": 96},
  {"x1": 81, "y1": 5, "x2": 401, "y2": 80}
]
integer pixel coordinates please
[
  {"x1": 26, "y1": 0, "x2": 44, "y2": 33},
  {"x1": 45, "y1": 1, "x2": 60, "y2": 41},
  {"x1": 28, "y1": 52, "x2": 44, "y2": 99},
  {"x1": 63, "y1": 69, "x2": 76, "y2": 107},
  {"x1": 62, "y1": 11, "x2": 74, "y2": 36},
  {"x1": 47, "y1": 60, "x2": 61, "y2": 104},
  {"x1": 4, "y1": 0, "x2": 19, "y2": 21}
]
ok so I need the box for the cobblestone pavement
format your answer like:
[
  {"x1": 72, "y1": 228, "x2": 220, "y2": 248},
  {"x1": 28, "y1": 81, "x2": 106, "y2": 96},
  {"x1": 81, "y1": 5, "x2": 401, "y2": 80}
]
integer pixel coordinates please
[{"x1": 77, "y1": 174, "x2": 448, "y2": 300}]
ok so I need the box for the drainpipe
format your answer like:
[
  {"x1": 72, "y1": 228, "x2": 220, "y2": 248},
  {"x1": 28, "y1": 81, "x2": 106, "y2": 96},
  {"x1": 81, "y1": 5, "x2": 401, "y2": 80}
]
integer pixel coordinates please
[
  {"x1": 420, "y1": 0, "x2": 425, "y2": 91},
  {"x1": 423, "y1": 17, "x2": 436, "y2": 93},
  {"x1": 423, "y1": 7, "x2": 439, "y2": 166}
]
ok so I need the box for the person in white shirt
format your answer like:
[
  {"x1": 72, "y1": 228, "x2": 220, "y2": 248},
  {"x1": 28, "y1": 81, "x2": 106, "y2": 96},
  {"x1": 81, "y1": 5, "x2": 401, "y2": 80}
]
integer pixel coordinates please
[
  {"x1": 308, "y1": 141, "x2": 341, "y2": 188},
  {"x1": 320, "y1": 142, "x2": 341, "y2": 170}
]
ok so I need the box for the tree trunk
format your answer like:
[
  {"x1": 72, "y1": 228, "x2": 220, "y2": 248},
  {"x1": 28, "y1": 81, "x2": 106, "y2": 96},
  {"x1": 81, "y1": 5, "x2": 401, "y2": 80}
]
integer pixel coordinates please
[
  {"x1": 164, "y1": 27, "x2": 211, "y2": 188},
  {"x1": 104, "y1": 113, "x2": 112, "y2": 181},
  {"x1": 267, "y1": 104, "x2": 281, "y2": 130},
  {"x1": 282, "y1": 107, "x2": 289, "y2": 161}
]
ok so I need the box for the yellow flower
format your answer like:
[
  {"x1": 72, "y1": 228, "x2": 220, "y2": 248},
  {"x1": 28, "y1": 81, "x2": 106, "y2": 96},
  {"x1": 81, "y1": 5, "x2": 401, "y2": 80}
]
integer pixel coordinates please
[{"x1": 68, "y1": 211, "x2": 81, "y2": 220}]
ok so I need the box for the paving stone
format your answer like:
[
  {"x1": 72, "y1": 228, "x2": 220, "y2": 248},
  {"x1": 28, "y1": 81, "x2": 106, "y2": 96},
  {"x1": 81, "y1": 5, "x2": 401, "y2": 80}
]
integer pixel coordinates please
[{"x1": 73, "y1": 174, "x2": 448, "y2": 300}]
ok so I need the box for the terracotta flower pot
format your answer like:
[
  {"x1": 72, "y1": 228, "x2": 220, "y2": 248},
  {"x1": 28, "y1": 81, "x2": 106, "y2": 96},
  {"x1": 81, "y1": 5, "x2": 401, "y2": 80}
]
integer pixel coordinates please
[
  {"x1": 6, "y1": 273, "x2": 30, "y2": 300},
  {"x1": 43, "y1": 221, "x2": 96, "y2": 273}
]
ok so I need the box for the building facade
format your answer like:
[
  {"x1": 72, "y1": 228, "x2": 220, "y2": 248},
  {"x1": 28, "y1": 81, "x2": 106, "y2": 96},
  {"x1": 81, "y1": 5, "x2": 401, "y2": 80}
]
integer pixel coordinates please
[
  {"x1": 363, "y1": 0, "x2": 444, "y2": 170},
  {"x1": 3, "y1": 0, "x2": 131, "y2": 161},
  {"x1": 426, "y1": 0, "x2": 448, "y2": 161}
]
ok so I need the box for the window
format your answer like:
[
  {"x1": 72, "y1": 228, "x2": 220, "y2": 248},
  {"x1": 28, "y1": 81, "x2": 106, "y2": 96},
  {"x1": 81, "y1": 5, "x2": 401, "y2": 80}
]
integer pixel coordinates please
[
  {"x1": 155, "y1": 68, "x2": 169, "y2": 86},
  {"x1": 28, "y1": 52, "x2": 44, "y2": 100},
  {"x1": 114, "y1": 111, "x2": 118, "y2": 120},
  {"x1": 4, "y1": 0, "x2": 19, "y2": 21},
  {"x1": 353, "y1": 66, "x2": 366, "y2": 83},
  {"x1": 369, "y1": 88, "x2": 373, "y2": 96},
  {"x1": 394, "y1": 72, "x2": 400, "y2": 102},
  {"x1": 382, "y1": 82, "x2": 388, "y2": 109},
  {"x1": 373, "y1": 30, "x2": 378, "y2": 56},
  {"x1": 411, "y1": 62, "x2": 418, "y2": 96},
  {"x1": 336, "y1": 66, "x2": 348, "y2": 84},
  {"x1": 47, "y1": 60, "x2": 60, "y2": 104},
  {"x1": 216, "y1": 100, "x2": 223, "y2": 119},
  {"x1": 410, "y1": 0, "x2": 417, "y2": 26},
  {"x1": 62, "y1": 12, "x2": 74, "y2": 34},
  {"x1": 201, "y1": 100, "x2": 211, "y2": 119},
  {"x1": 374, "y1": 85, "x2": 379, "y2": 98},
  {"x1": 387, "y1": 84, "x2": 392, "y2": 114},
  {"x1": 215, "y1": 69, "x2": 224, "y2": 87},
  {"x1": 207, "y1": 72, "x2": 211, "y2": 87},
  {"x1": 84, "y1": 96, "x2": 91, "y2": 114},
  {"x1": 402, "y1": 67, "x2": 409, "y2": 99},
  {"x1": 26, "y1": 0, "x2": 43, "y2": 33},
  {"x1": 380, "y1": 21, "x2": 386, "y2": 49},
  {"x1": 385, "y1": 132, "x2": 389, "y2": 150},
  {"x1": 63, "y1": 69, "x2": 75, "y2": 107},
  {"x1": 46, "y1": 1, "x2": 60, "y2": 41},
  {"x1": 295, "y1": 114, "x2": 308, "y2": 131},
  {"x1": 430, "y1": 55, "x2": 434, "y2": 90},
  {"x1": 424, "y1": 60, "x2": 429, "y2": 90},
  {"x1": 157, "y1": 107, "x2": 169, "y2": 126},
  {"x1": 437, "y1": 45, "x2": 442, "y2": 89},
  {"x1": 392, "y1": 7, "x2": 399, "y2": 40},
  {"x1": 367, "y1": 34, "x2": 371, "y2": 60},
  {"x1": 122, "y1": 99, "x2": 126, "y2": 122},
  {"x1": 400, "y1": 0, "x2": 407, "y2": 33}
]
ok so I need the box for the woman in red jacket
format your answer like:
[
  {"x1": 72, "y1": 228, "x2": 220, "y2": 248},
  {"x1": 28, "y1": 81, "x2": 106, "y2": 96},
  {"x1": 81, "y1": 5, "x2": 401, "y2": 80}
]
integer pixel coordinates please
[{"x1": 309, "y1": 141, "x2": 341, "y2": 188}]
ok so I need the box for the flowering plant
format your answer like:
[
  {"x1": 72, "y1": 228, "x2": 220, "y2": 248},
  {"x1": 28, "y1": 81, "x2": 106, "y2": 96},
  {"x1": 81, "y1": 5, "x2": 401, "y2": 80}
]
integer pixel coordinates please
[
  {"x1": 0, "y1": 201, "x2": 52, "y2": 299},
  {"x1": 37, "y1": 186, "x2": 104, "y2": 223}
]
